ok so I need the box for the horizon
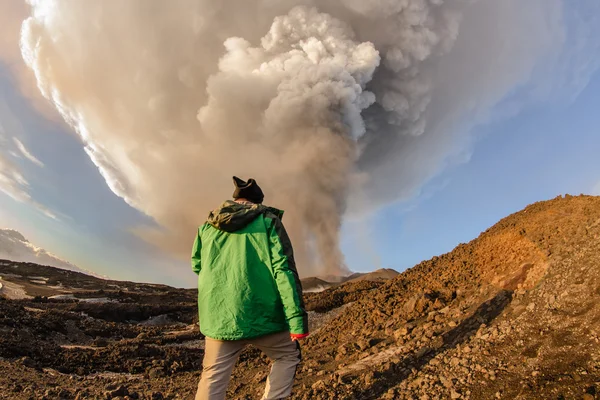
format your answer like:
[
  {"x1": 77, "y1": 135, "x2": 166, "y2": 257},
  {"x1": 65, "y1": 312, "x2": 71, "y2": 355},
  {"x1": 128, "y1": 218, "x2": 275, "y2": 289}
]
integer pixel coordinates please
[{"x1": 2, "y1": 193, "x2": 594, "y2": 289}]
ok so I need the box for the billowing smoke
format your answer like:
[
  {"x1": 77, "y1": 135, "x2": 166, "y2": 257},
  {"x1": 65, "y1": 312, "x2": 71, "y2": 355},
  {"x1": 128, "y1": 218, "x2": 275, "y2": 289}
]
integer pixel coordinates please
[{"x1": 18, "y1": 0, "x2": 599, "y2": 276}]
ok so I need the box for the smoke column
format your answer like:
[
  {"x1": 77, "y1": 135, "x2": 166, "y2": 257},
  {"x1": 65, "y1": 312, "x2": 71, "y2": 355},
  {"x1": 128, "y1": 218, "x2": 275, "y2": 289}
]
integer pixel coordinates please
[{"x1": 19, "y1": 0, "x2": 599, "y2": 276}]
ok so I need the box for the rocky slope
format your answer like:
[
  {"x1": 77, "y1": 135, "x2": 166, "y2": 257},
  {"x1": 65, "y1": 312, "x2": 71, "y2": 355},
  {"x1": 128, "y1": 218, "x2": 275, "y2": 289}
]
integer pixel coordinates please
[
  {"x1": 231, "y1": 195, "x2": 600, "y2": 400},
  {"x1": 0, "y1": 194, "x2": 599, "y2": 399}
]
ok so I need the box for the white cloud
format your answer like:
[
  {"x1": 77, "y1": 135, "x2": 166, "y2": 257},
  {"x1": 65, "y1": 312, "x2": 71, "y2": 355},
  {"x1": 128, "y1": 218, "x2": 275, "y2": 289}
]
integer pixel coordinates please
[
  {"x1": 0, "y1": 228, "x2": 97, "y2": 276},
  {"x1": 592, "y1": 182, "x2": 600, "y2": 196},
  {"x1": 0, "y1": 153, "x2": 57, "y2": 219},
  {"x1": 12, "y1": 137, "x2": 44, "y2": 167},
  {"x1": 0, "y1": 153, "x2": 31, "y2": 201}
]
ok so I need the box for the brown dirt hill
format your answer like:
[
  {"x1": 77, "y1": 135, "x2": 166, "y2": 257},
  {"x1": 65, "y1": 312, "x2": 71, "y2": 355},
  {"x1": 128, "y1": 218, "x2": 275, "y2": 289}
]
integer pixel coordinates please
[
  {"x1": 227, "y1": 194, "x2": 600, "y2": 399},
  {"x1": 347, "y1": 268, "x2": 400, "y2": 283}
]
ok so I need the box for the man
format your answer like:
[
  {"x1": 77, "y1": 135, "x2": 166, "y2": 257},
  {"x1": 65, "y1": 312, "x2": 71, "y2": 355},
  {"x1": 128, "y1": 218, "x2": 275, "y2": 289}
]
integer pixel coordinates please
[{"x1": 192, "y1": 176, "x2": 309, "y2": 400}]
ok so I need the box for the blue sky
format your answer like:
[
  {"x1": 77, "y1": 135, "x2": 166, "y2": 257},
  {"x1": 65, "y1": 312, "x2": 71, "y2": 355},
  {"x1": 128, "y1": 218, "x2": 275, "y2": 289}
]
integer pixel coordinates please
[
  {"x1": 0, "y1": 1, "x2": 599, "y2": 287},
  {"x1": 343, "y1": 69, "x2": 600, "y2": 273}
]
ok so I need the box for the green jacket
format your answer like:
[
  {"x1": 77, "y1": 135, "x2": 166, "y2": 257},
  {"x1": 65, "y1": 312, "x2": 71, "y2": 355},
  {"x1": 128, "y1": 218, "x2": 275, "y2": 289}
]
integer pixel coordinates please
[{"x1": 191, "y1": 200, "x2": 308, "y2": 340}]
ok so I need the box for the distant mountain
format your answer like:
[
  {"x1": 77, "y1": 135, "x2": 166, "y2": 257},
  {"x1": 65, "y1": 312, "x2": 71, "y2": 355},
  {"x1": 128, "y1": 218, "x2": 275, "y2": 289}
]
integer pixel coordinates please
[
  {"x1": 300, "y1": 277, "x2": 333, "y2": 292},
  {"x1": 0, "y1": 228, "x2": 97, "y2": 277},
  {"x1": 301, "y1": 268, "x2": 399, "y2": 292},
  {"x1": 346, "y1": 268, "x2": 399, "y2": 283}
]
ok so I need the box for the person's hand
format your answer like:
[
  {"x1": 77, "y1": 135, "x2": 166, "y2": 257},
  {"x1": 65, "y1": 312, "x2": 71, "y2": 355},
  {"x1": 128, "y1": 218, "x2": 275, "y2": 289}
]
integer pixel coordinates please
[{"x1": 290, "y1": 333, "x2": 309, "y2": 341}]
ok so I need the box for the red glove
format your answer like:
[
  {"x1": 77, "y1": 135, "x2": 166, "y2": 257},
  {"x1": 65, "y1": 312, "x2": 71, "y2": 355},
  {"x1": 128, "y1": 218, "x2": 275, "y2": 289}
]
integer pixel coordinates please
[{"x1": 290, "y1": 333, "x2": 309, "y2": 341}]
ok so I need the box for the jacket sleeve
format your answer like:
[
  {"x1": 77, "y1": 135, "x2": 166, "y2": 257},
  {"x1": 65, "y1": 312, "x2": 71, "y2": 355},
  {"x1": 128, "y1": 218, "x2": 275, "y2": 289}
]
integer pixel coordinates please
[
  {"x1": 191, "y1": 228, "x2": 202, "y2": 275},
  {"x1": 267, "y1": 215, "x2": 308, "y2": 335}
]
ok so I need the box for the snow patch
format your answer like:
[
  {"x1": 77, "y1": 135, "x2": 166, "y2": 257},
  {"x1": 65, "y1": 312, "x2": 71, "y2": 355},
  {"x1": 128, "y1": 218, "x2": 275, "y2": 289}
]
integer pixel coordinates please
[
  {"x1": 0, "y1": 277, "x2": 32, "y2": 299},
  {"x1": 0, "y1": 273, "x2": 22, "y2": 278},
  {"x1": 48, "y1": 294, "x2": 75, "y2": 300},
  {"x1": 28, "y1": 276, "x2": 49, "y2": 281}
]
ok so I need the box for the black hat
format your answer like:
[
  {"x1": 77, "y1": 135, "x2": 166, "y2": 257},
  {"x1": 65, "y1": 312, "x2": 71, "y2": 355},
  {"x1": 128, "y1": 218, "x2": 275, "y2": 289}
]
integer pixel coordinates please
[{"x1": 232, "y1": 176, "x2": 264, "y2": 204}]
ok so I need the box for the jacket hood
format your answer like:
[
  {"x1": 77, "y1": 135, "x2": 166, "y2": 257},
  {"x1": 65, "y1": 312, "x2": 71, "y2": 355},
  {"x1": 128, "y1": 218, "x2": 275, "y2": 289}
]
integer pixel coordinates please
[{"x1": 206, "y1": 200, "x2": 283, "y2": 232}]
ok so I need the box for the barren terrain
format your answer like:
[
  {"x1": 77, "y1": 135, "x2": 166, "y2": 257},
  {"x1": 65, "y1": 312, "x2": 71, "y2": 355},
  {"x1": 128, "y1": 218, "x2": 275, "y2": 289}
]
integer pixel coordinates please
[{"x1": 1, "y1": 195, "x2": 599, "y2": 399}]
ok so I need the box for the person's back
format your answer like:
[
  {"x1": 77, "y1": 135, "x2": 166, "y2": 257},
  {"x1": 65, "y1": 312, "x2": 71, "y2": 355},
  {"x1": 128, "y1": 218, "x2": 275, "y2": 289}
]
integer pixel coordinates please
[{"x1": 192, "y1": 177, "x2": 308, "y2": 400}]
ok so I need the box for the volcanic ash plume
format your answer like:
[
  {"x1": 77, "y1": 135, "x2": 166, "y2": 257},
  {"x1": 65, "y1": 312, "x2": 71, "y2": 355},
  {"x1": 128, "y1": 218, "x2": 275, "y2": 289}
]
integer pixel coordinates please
[
  {"x1": 19, "y1": 0, "x2": 593, "y2": 276},
  {"x1": 196, "y1": 7, "x2": 380, "y2": 272}
]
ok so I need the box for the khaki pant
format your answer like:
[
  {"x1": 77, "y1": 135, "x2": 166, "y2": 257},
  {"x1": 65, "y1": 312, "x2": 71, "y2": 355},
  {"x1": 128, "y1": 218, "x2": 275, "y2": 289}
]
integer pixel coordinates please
[{"x1": 196, "y1": 331, "x2": 301, "y2": 400}]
